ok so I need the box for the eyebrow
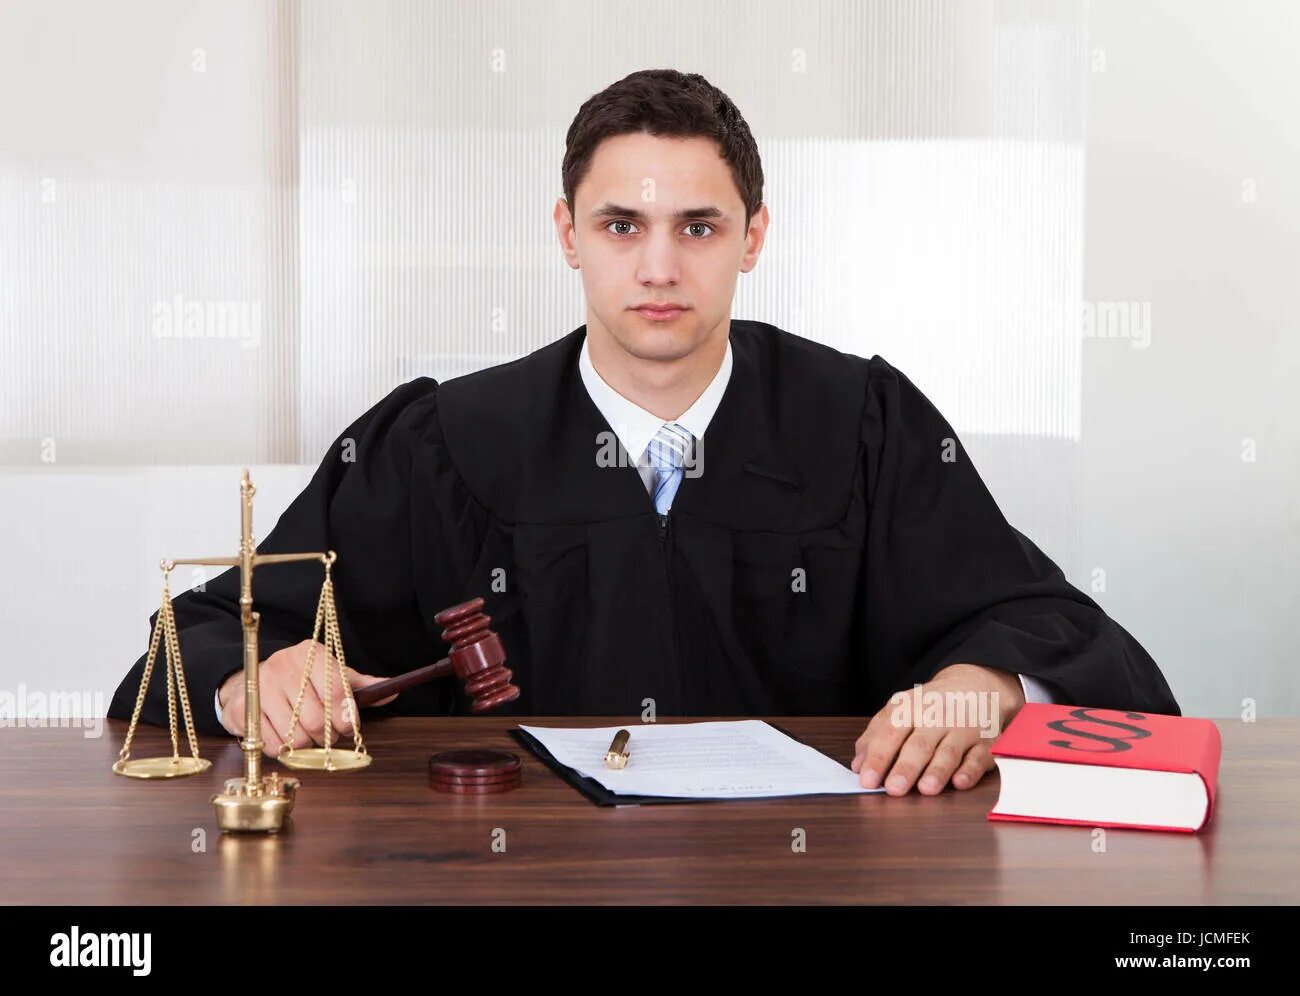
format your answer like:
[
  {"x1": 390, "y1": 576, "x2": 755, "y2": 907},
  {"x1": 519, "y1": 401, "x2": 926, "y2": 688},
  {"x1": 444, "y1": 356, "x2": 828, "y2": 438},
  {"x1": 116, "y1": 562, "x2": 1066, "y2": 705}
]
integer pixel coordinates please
[{"x1": 589, "y1": 203, "x2": 727, "y2": 223}]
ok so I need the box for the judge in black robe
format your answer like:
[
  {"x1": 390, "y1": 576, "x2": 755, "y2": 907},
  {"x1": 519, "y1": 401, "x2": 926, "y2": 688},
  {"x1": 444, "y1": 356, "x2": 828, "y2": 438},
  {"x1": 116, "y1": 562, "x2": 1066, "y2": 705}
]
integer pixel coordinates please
[{"x1": 109, "y1": 319, "x2": 1180, "y2": 736}]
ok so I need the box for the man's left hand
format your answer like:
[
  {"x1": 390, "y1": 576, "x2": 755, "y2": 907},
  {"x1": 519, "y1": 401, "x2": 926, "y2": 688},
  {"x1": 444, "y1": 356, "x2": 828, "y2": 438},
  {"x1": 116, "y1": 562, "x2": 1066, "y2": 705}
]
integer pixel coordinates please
[{"x1": 850, "y1": 663, "x2": 1026, "y2": 795}]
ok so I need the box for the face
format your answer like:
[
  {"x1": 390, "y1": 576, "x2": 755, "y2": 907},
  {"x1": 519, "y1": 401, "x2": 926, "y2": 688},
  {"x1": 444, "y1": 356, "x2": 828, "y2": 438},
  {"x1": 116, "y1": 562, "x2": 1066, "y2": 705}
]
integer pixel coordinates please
[{"x1": 554, "y1": 131, "x2": 769, "y2": 364}]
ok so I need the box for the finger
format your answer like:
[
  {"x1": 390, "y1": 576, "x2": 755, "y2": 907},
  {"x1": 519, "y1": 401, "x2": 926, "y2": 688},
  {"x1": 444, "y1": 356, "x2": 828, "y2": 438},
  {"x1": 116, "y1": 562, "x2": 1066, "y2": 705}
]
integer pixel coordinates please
[
  {"x1": 350, "y1": 672, "x2": 398, "y2": 708},
  {"x1": 952, "y1": 741, "x2": 997, "y2": 790},
  {"x1": 306, "y1": 650, "x2": 379, "y2": 728},
  {"x1": 295, "y1": 685, "x2": 329, "y2": 746},
  {"x1": 855, "y1": 708, "x2": 915, "y2": 789},
  {"x1": 260, "y1": 692, "x2": 306, "y2": 756},
  {"x1": 851, "y1": 709, "x2": 891, "y2": 768},
  {"x1": 916, "y1": 730, "x2": 975, "y2": 795},
  {"x1": 301, "y1": 649, "x2": 345, "y2": 740},
  {"x1": 309, "y1": 649, "x2": 362, "y2": 732},
  {"x1": 250, "y1": 646, "x2": 314, "y2": 747},
  {"x1": 883, "y1": 726, "x2": 947, "y2": 795},
  {"x1": 852, "y1": 705, "x2": 906, "y2": 767},
  {"x1": 220, "y1": 690, "x2": 245, "y2": 737},
  {"x1": 277, "y1": 687, "x2": 315, "y2": 750},
  {"x1": 259, "y1": 709, "x2": 285, "y2": 757}
]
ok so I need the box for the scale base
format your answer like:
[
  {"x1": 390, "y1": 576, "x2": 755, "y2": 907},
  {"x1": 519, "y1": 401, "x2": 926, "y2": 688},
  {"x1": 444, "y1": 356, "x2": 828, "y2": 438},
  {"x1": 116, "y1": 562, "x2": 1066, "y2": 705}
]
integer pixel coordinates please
[
  {"x1": 211, "y1": 774, "x2": 300, "y2": 833},
  {"x1": 113, "y1": 756, "x2": 212, "y2": 779}
]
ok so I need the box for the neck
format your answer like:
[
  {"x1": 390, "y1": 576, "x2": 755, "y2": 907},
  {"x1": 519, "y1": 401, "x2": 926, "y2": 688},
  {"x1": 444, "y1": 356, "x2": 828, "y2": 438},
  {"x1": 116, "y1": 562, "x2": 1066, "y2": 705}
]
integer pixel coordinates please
[{"x1": 585, "y1": 315, "x2": 730, "y2": 421}]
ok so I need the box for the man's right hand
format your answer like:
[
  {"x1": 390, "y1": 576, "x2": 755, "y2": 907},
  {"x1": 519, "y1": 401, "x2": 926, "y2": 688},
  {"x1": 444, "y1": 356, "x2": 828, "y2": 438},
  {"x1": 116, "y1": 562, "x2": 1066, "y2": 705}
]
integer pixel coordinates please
[{"x1": 217, "y1": 640, "x2": 398, "y2": 757}]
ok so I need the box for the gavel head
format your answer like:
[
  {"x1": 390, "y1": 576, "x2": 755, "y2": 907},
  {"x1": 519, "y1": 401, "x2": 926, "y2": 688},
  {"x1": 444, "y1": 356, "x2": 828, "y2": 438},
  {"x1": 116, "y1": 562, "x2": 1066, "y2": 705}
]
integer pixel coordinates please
[{"x1": 433, "y1": 597, "x2": 521, "y2": 713}]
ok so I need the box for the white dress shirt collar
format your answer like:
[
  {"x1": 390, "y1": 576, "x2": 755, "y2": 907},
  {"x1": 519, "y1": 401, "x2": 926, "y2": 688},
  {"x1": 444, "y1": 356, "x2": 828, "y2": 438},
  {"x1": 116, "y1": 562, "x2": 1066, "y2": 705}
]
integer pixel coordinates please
[{"x1": 578, "y1": 331, "x2": 733, "y2": 463}]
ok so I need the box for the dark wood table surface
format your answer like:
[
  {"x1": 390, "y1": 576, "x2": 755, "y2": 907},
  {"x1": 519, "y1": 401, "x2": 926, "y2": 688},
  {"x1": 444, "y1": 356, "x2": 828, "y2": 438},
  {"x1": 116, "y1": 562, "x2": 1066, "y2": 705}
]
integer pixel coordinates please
[{"x1": 1, "y1": 716, "x2": 1294, "y2": 904}]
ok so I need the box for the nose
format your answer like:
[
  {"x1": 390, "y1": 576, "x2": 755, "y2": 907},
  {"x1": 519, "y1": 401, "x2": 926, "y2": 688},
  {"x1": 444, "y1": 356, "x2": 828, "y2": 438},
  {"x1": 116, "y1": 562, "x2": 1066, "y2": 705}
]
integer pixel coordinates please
[{"x1": 634, "y1": 228, "x2": 682, "y2": 287}]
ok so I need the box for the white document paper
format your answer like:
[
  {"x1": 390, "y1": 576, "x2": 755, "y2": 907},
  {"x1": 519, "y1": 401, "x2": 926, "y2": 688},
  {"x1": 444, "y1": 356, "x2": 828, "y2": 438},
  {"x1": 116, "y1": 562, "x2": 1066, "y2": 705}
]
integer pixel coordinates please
[{"x1": 518, "y1": 719, "x2": 886, "y2": 800}]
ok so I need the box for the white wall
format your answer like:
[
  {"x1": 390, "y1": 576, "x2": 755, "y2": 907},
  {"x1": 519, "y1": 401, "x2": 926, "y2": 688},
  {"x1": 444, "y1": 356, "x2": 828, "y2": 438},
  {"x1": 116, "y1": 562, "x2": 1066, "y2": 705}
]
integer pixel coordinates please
[
  {"x1": 0, "y1": 466, "x2": 313, "y2": 721},
  {"x1": 1079, "y1": 0, "x2": 1300, "y2": 717}
]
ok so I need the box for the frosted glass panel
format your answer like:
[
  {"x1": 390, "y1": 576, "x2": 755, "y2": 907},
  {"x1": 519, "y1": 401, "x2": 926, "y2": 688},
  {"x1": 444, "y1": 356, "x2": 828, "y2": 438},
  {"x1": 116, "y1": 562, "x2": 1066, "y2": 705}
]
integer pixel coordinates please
[
  {"x1": 0, "y1": 0, "x2": 300, "y2": 464},
  {"x1": 1, "y1": 0, "x2": 1087, "y2": 464}
]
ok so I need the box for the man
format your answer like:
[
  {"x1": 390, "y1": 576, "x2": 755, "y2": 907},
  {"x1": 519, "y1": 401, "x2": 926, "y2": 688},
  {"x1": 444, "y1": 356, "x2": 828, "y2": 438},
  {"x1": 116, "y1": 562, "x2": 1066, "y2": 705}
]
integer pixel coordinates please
[{"x1": 109, "y1": 69, "x2": 1179, "y2": 796}]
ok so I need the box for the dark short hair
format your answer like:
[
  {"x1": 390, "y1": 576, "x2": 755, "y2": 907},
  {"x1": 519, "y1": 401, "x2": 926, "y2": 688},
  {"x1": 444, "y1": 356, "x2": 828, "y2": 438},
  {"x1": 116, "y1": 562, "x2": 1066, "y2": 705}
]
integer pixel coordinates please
[{"x1": 562, "y1": 69, "x2": 765, "y2": 228}]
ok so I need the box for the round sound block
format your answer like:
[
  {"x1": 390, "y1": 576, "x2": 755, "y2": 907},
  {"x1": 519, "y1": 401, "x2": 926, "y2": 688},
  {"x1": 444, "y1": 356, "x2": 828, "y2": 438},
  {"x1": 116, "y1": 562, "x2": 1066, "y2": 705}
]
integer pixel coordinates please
[
  {"x1": 429, "y1": 749, "x2": 521, "y2": 794},
  {"x1": 431, "y1": 778, "x2": 520, "y2": 795},
  {"x1": 432, "y1": 769, "x2": 521, "y2": 783},
  {"x1": 428, "y1": 749, "x2": 520, "y2": 777},
  {"x1": 431, "y1": 774, "x2": 522, "y2": 790}
]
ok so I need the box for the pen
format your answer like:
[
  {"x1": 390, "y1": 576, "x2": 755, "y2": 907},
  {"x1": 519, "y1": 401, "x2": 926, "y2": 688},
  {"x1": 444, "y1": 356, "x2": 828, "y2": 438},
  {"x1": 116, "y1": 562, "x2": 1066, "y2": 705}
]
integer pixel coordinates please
[{"x1": 604, "y1": 729, "x2": 631, "y2": 769}]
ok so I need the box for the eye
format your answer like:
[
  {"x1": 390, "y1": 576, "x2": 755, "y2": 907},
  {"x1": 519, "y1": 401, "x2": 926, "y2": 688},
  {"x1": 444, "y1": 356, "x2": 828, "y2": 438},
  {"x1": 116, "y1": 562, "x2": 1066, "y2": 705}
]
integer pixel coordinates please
[{"x1": 603, "y1": 220, "x2": 716, "y2": 239}]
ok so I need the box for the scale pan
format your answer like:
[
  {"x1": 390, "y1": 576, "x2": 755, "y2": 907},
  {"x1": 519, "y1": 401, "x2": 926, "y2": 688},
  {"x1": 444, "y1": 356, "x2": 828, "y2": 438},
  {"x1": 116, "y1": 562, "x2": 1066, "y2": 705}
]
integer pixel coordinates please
[
  {"x1": 113, "y1": 756, "x2": 212, "y2": 779},
  {"x1": 277, "y1": 747, "x2": 372, "y2": 771}
]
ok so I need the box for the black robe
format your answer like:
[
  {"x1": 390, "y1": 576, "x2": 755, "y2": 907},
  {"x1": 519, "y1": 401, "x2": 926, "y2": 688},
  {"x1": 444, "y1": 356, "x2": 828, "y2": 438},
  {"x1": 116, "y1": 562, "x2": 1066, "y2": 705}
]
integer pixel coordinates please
[{"x1": 109, "y1": 320, "x2": 1180, "y2": 734}]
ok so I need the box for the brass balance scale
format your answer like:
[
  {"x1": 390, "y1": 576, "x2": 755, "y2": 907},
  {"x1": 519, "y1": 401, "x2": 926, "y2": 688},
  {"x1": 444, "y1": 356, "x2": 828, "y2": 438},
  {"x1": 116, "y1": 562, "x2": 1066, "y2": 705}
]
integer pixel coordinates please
[{"x1": 113, "y1": 469, "x2": 373, "y2": 833}]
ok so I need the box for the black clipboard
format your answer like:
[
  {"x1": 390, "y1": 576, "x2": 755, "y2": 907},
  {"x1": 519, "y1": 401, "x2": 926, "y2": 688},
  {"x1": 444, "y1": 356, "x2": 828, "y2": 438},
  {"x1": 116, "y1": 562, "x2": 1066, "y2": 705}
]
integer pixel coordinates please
[{"x1": 508, "y1": 721, "x2": 837, "y2": 808}]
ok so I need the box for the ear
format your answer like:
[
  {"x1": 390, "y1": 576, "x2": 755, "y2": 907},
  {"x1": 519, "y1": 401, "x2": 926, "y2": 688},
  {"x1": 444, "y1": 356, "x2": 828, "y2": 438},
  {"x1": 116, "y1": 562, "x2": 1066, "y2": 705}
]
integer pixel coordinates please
[
  {"x1": 553, "y1": 197, "x2": 580, "y2": 270},
  {"x1": 739, "y1": 202, "x2": 770, "y2": 274}
]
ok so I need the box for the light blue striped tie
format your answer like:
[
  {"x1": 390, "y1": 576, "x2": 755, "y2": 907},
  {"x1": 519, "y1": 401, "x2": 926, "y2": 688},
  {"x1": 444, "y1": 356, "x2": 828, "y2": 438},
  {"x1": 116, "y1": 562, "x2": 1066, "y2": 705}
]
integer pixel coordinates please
[{"x1": 646, "y1": 422, "x2": 693, "y2": 515}]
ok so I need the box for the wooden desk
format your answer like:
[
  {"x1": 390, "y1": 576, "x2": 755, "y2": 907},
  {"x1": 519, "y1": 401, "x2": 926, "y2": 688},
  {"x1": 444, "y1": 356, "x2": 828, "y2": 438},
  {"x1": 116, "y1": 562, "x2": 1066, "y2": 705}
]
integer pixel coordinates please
[{"x1": 0, "y1": 717, "x2": 1295, "y2": 904}]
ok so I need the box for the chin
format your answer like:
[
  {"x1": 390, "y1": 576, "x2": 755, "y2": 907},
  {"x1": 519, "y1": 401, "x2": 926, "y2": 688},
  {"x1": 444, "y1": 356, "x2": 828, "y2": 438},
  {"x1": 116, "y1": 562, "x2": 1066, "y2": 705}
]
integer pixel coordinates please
[
  {"x1": 615, "y1": 317, "x2": 702, "y2": 362},
  {"x1": 621, "y1": 333, "x2": 696, "y2": 362}
]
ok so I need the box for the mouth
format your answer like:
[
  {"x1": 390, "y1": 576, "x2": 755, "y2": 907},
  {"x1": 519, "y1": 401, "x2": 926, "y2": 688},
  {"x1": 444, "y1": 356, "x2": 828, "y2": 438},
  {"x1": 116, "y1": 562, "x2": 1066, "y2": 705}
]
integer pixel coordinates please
[{"x1": 633, "y1": 305, "x2": 689, "y2": 322}]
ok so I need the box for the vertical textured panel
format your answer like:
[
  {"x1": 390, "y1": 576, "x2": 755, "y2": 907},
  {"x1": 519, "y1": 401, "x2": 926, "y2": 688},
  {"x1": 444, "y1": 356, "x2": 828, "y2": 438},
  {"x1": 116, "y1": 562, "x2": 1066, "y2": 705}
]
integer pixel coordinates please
[
  {"x1": 2, "y1": 0, "x2": 1088, "y2": 558},
  {"x1": 296, "y1": 0, "x2": 1087, "y2": 462},
  {"x1": 0, "y1": 0, "x2": 300, "y2": 463}
]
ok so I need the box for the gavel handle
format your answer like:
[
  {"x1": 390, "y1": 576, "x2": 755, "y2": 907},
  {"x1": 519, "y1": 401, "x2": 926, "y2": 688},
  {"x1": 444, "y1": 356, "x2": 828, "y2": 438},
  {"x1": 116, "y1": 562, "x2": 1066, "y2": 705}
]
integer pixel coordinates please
[{"x1": 352, "y1": 658, "x2": 455, "y2": 708}]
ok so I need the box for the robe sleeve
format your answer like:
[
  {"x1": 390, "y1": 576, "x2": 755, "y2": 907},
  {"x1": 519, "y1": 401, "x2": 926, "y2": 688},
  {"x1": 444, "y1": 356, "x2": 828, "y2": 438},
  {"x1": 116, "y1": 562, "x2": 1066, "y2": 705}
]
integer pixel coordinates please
[
  {"x1": 859, "y1": 358, "x2": 1180, "y2": 716},
  {"x1": 107, "y1": 377, "x2": 488, "y2": 736}
]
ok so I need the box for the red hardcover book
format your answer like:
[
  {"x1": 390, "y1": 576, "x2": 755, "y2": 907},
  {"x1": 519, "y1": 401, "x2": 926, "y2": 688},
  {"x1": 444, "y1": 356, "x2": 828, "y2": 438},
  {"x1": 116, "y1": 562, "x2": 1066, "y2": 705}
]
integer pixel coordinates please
[{"x1": 988, "y1": 704, "x2": 1221, "y2": 833}]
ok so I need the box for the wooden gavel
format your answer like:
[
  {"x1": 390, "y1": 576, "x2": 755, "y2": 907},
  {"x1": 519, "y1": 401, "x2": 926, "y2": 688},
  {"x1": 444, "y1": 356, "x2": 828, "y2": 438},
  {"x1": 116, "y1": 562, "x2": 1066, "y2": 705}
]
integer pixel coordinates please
[{"x1": 351, "y1": 597, "x2": 520, "y2": 712}]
